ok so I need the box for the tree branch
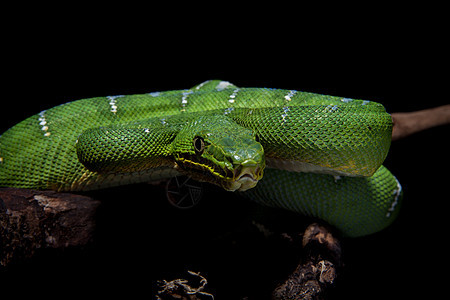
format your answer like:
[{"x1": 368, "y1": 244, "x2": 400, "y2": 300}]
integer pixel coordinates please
[
  {"x1": 0, "y1": 188, "x2": 100, "y2": 266},
  {"x1": 391, "y1": 105, "x2": 450, "y2": 141}
]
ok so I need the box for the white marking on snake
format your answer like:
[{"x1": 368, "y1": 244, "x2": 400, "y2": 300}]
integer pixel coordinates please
[
  {"x1": 281, "y1": 107, "x2": 290, "y2": 123},
  {"x1": 38, "y1": 110, "x2": 51, "y2": 137},
  {"x1": 195, "y1": 80, "x2": 211, "y2": 90},
  {"x1": 107, "y1": 95, "x2": 124, "y2": 114},
  {"x1": 228, "y1": 88, "x2": 240, "y2": 103},
  {"x1": 333, "y1": 175, "x2": 342, "y2": 182},
  {"x1": 149, "y1": 91, "x2": 160, "y2": 97},
  {"x1": 284, "y1": 90, "x2": 297, "y2": 101},
  {"x1": 216, "y1": 81, "x2": 233, "y2": 91},
  {"x1": 325, "y1": 104, "x2": 338, "y2": 112},
  {"x1": 224, "y1": 107, "x2": 234, "y2": 115},
  {"x1": 181, "y1": 90, "x2": 193, "y2": 111},
  {"x1": 362, "y1": 100, "x2": 370, "y2": 105},
  {"x1": 341, "y1": 97, "x2": 353, "y2": 103},
  {"x1": 386, "y1": 177, "x2": 402, "y2": 218}
]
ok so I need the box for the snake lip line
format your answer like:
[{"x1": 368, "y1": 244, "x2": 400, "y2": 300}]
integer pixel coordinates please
[
  {"x1": 238, "y1": 173, "x2": 256, "y2": 181},
  {"x1": 234, "y1": 166, "x2": 260, "y2": 182},
  {"x1": 231, "y1": 165, "x2": 262, "y2": 192},
  {"x1": 176, "y1": 156, "x2": 262, "y2": 190},
  {"x1": 176, "y1": 157, "x2": 234, "y2": 184}
]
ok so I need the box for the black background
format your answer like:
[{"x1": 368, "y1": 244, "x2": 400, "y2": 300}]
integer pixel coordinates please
[{"x1": 1, "y1": 10, "x2": 449, "y2": 299}]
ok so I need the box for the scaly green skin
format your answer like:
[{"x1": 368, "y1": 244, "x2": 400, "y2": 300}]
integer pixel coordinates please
[
  {"x1": 242, "y1": 166, "x2": 402, "y2": 237},
  {"x1": 0, "y1": 80, "x2": 401, "y2": 236}
]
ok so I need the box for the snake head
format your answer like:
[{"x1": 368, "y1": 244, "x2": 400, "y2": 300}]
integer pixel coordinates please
[{"x1": 172, "y1": 116, "x2": 265, "y2": 191}]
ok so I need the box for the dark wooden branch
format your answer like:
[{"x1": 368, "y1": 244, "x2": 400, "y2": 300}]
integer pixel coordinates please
[
  {"x1": 0, "y1": 188, "x2": 100, "y2": 266},
  {"x1": 391, "y1": 104, "x2": 450, "y2": 141}
]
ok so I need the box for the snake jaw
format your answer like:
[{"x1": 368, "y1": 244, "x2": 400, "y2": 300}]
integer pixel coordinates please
[
  {"x1": 225, "y1": 165, "x2": 263, "y2": 192},
  {"x1": 174, "y1": 156, "x2": 264, "y2": 192}
]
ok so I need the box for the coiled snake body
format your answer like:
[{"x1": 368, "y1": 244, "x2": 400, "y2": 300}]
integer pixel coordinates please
[{"x1": 0, "y1": 80, "x2": 402, "y2": 237}]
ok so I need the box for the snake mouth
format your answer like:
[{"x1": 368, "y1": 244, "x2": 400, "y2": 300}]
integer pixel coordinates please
[
  {"x1": 225, "y1": 165, "x2": 263, "y2": 192},
  {"x1": 175, "y1": 156, "x2": 264, "y2": 192}
]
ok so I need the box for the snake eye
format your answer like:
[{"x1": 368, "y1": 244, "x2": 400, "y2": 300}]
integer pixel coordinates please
[{"x1": 193, "y1": 136, "x2": 205, "y2": 154}]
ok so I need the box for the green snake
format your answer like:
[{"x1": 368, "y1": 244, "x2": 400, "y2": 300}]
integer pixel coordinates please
[{"x1": 0, "y1": 80, "x2": 402, "y2": 237}]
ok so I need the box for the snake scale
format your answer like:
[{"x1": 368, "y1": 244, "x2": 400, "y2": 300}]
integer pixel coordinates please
[{"x1": 0, "y1": 80, "x2": 402, "y2": 237}]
